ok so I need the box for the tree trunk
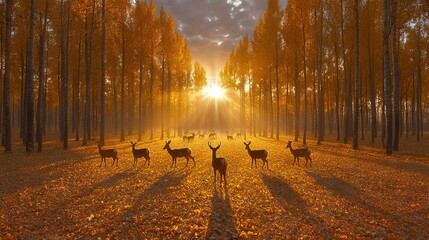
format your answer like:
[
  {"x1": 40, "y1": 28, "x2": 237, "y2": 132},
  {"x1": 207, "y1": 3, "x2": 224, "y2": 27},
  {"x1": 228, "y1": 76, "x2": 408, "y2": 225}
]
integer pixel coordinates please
[
  {"x1": 138, "y1": 59, "x2": 143, "y2": 141},
  {"x1": 100, "y1": 0, "x2": 106, "y2": 146},
  {"x1": 353, "y1": 0, "x2": 360, "y2": 149},
  {"x1": 294, "y1": 51, "x2": 300, "y2": 142},
  {"x1": 2, "y1": 0, "x2": 12, "y2": 152},
  {"x1": 302, "y1": 24, "x2": 307, "y2": 145},
  {"x1": 392, "y1": 0, "x2": 400, "y2": 151},
  {"x1": 383, "y1": 0, "x2": 393, "y2": 154},
  {"x1": 120, "y1": 21, "x2": 125, "y2": 142},
  {"x1": 25, "y1": 0, "x2": 36, "y2": 152},
  {"x1": 83, "y1": 0, "x2": 95, "y2": 146},
  {"x1": 317, "y1": 6, "x2": 325, "y2": 145},
  {"x1": 37, "y1": 0, "x2": 48, "y2": 152}
]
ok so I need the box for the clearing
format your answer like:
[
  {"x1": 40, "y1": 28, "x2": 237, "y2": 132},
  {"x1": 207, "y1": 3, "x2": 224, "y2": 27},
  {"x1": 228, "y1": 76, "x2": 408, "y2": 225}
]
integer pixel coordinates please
[{"x1": 1, "y1": 135, "x2": 429, "y2": 239}]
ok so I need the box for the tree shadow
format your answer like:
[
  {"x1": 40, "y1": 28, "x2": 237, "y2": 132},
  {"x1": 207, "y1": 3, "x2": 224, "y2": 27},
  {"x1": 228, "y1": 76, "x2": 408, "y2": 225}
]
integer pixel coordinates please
[
  {"x1": 307, "y1": 171, "x2": 428, "y2": 238},
  {"x1": 123, "y1": 169, "x2": 191, "y2": 218},
  {"x1": 307, "y1": 172, "x2": 363, "y2": 200},
  {"x1": 205, "y1": 185, "x2": 238, "y2": 239},
  {"x1": 261, "y1": 172, "x2": 329, "y2": 237},
  {"x1": 321, "y1": 149, "x2": 429, "y2": 176}
]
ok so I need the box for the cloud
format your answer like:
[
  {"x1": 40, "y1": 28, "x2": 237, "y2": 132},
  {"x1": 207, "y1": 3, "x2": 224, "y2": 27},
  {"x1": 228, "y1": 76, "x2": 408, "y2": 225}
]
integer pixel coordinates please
[{"x1": 153, "y1": 0, "x2": 287, "y2": 82}]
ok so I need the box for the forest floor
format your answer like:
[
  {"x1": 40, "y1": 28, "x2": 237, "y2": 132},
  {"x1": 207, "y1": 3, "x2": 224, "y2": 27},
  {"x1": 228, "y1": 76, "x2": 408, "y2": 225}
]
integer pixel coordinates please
[{"x1": 1, "y1": 133, "x2": 429, "y2": 239}]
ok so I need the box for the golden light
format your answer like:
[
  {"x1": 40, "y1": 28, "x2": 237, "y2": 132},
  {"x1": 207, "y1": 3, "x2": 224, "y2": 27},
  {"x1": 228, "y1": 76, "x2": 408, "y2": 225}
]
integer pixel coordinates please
[{"x1": 202, "y1": 84, "x2": 225, "y2": 99}]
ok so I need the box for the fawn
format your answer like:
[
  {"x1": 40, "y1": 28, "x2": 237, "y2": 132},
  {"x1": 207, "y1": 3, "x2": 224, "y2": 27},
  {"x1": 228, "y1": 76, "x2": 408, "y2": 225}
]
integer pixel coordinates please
[
  {"x1": 244, "y1": 142, "x2": 268, "y2": 169},
  {"x1": 163, "y1": 140, "x2": 196, "y2": 168},
  {"x1": 286, "y1": 140, "x2": 312, "y2": 166},
  {"x1": 208, "y1": 142, "x2": 227, "y2": 185},
  {"x1": 131, "y1": 141, "x2": 150, "y2": 167},
  {"x1": 97, "y1": 141, "x2": 119, "y2": 167}
]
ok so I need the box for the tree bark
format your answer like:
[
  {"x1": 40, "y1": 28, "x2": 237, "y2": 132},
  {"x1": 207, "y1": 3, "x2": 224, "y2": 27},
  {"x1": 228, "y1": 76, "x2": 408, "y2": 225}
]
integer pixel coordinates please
[
  {"x1": 2, "y1": 0, "x2": 12, "y2": 152},
  {"x1": 383, "y1": 0, "x2": 393, "y2": 154},
  {"x1": 353, "y1": 0, "x2": 360, "y2": 149},
  {"x1": 100, "y1": 0, "x2": 106, "y2": 145}
]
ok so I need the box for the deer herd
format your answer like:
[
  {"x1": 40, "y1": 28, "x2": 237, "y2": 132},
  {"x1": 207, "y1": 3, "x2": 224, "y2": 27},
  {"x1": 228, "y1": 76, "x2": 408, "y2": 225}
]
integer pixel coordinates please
[{"x1": 97, "y1": 134, "x2": 313, "y2": 185}]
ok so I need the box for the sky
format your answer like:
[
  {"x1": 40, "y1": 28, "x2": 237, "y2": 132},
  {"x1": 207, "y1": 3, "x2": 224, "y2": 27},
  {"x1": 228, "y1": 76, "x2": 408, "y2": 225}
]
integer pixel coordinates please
[{"x1": 153, "y1": 0, "x2": 287, "y2": 84}]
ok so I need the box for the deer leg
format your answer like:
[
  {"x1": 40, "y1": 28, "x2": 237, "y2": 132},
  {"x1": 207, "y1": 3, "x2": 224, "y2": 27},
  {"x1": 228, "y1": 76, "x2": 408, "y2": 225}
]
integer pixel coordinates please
[
  {"x1": 185, "y1": 156, "x2": 189, "y2": 167},
  {"x1": 116, "y1": 157, "x2": 119, "y2": 166},
  {"x1": 297, "y1": 157, "x2": 300, "y2": 166},
  {"x1": 214, "y1": 169, "x2": 216, "y2": 183},
  {"x1": 99, "y1": 157, "x2": 102, "y2": 167},
  {"x1": 308, "y1": 156, "x2": 312, "y2": 167},
  {"x1": 171, "y1": 158, "x2": 174, "y2": 168},
  {"x1": 264, "y1": 159, "x2": 268, "y2": 169},
  {"x1": 190, "y1": 155, "x2": 196, "y2": 166}
]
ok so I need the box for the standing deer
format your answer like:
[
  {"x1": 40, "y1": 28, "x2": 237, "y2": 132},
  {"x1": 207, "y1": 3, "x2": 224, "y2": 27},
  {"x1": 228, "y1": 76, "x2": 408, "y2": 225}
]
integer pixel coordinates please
[
  {"x1": 236, "y1": 132, "x2": 241, "y2": 138},
  {"x1": 208, "y1": 142, "x2": 227, "y2": 185},
  {"x1": 97, "y1": 141, "x2": 119, "y2": 167},
  {"x1": 209, "y1": 132, "x2": 217, "y2": 139},
  {"x1": 131, "y1": 141, "x2": 150, "y2": 167},
  {"x1": 227, "y1": 135, "x2": 233, "y2": 140},
  {"x1": 286, "y1": 140, "x2": 312, "y2": 166},
  {"x1": 163, "y1": 140, "x2": 196, "y2": 168},
  {"x1": 244, "y1": 142, "x2": 268, "y2": 169}
]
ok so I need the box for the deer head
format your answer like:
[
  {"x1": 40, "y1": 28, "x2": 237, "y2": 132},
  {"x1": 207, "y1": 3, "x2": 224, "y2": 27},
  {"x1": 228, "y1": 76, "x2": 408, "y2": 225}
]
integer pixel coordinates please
[
  {"x1": 208, "y1": 142, "x2": 221, "y2": 151},
  {"x1": 286, "y1": 140, "x2": 292, "y2": 149},
  {"x1": 244, "y1": 141, "x2": 251, "y2": 150},
  {"x1": 131, "y1": 141, "x2": 137, "y2": 148},
  {"x1": 163, "y1": 140, "x2": 171, "y2": 150}
]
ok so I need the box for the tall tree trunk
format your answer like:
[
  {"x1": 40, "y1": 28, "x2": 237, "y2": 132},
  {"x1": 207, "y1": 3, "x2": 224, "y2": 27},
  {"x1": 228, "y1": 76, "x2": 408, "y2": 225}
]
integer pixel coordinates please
[
  {"x1": 37, "y1": 0, "x2": 48, "y2": 152},
  {"x1": 416, "y1": 23, "x2": 422, "y2": 142},
  {"x1": 392, "y1": 0, "x2": 400, "y2": 151},
  {"x1": 120, "y1": 22, "x2": 125, "y2": 142},
  {"x1": 138, "y1": 58, "x2": 143, "y2": 141},
  {"x1": 335, "y1": 42, "x2": 341, "y2": 141},
  {"x1": 317, "y1": 6, "x2": 324, "y2": 145},
  {"x1": 150, "y1": 47, "x2": 154, "y2": 139},
  {"x1": 353, "y1": 0, "x2": 360, "y2": 149},
  {"x1": 368, "y1": 1, "x2": 376, "y2": 143},
  {"x1": 100, "y1": 0, "x2": 106, "y2": 145},
  {"x1": 75, "y1": 38, "x2": 81, "y2": 141},
  {"x1": 2, "y1": 0, "x2": 12, "y2": 152},
  {"x1": 160, "y1": 55, "x2": 165, "y2": 140},
  {"x1": 341, "y1": 0, "x2": 351, "y2": 144},
  {"x1": 302, "y1": 24, "x2": 308, "y2": 145},
  {"x1": 294, "y1": 51, "x2": 300, "y2": 142},
  {"x1": 383, "y1": 0, "x2": 393, "y2": 154},
  {"x1": 83, "y1": 0, "x2": 95, "y2": 146},
  {"x1": 62, "y1": 0, "x2": 71, "y2": 149},
  {"x1": 167, "y1": 66, "x2": 171, "y2": 138},
  {"x1": 275, "y1": 34, "x2": 280, "y2": 140},
  {"x1": 25, "y1": 0, "x2": 36, "y2": 152}
]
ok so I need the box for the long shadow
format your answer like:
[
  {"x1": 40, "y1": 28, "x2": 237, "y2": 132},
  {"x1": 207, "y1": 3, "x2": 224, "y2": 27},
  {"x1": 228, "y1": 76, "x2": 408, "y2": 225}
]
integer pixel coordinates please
[
  {"x1": 205, "y1": 185, "x2": 238, "y2": 239},
  {"x1": 261, "y1": 173, "x2": 329, "y2": 237},
  {"x1": 307, "y1": 172, "x2": 363, "y2": 200},
  {"x1": 123, "y1": 169, "x2": 191, "y2": 218},
  {"x1": 307, "y1": 172, "x2": 428, "y2": 238},
  {"x1": 0, "y1": 149, "x2": 92, "y2": 197},
  {"x1": 322, "y1": 149, "x2": 429, "y2": 176}
]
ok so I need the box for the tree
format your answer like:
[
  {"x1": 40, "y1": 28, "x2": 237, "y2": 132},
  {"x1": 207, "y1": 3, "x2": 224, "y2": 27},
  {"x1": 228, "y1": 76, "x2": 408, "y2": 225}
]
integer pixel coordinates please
[
  {"x1": 383, "y1": 0, "x2": 393, "y2": 155},
  {"x1": 100, "y1": 0, "x2": 106, "y2": 145},
  {"x1": 353, "y1": 0, "x2": 360, "y2": 149},
  {"x1": 25, "y1": 0, "x2": 36, "y2": 152},
  {"x1": 2, "y1": 0, "x2": 12, "y2": 152}
]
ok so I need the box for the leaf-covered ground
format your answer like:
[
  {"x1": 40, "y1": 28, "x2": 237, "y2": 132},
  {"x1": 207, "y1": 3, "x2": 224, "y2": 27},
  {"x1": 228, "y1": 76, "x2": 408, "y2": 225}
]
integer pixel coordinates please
[{"x1": 1, "y1": 134, "x2": 429, "y2": 239}]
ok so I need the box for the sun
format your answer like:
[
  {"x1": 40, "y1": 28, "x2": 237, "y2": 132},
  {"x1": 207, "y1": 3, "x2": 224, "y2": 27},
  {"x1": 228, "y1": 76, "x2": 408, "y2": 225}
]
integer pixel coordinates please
[{"x1": 202, "y1": 84, "x2": 225, "y2": 99}]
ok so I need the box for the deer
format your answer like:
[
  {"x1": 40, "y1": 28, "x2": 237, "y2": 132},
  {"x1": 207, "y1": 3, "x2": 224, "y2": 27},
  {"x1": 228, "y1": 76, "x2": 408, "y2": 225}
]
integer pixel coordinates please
[
  {"x1": 97, "y1": 141, "x2": 119, "y2": 167},
  {"x1": 244, "y1": 141, "x2": 268, "y2": 169},
  {"x1": 130, "y1": 141, "x2": 150, "y2": 167},
  {"x1": 209, "y1": 132, "x2": 217, "y2": 139},
  {"x1": 208, "y1": 142, "x2": 227, "y2": 185},
  {"x1": 163, "y1": 140, "x2": 196, "y2": 168},
  {"x1": 286, "y1": 140, "x2": 312, "y2": 167},
  {"x1": 199, "y1": 133, "x2": 205, "y2": 138},
  {"x1": 236, "y1": 132, "x2": 241, "y2": 138},
  {"x1": 227, "y1": 135, "x2": 233, "y2": 140}
]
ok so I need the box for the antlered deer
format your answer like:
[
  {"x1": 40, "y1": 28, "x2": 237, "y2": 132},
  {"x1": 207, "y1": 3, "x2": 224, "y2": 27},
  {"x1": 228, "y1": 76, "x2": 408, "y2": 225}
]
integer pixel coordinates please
[
  {"x1": 286, "y1": 140, "x2": 312, "y2": 166},
  {"x1": 208, "y1": 142, "x2": 227, "y2": 185},
  {"x1": 244, "y1": 142, "x2": 268, "y2": 169},
  {"x1": 163, "y1": 140, "x2": 196, "y2": 168},
  {"x1": 131, "y1": 141, "x2": 150, "y2": 167},
  {"x1": 97, "y1": 141, "x2": 119, "y2": 167}
]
